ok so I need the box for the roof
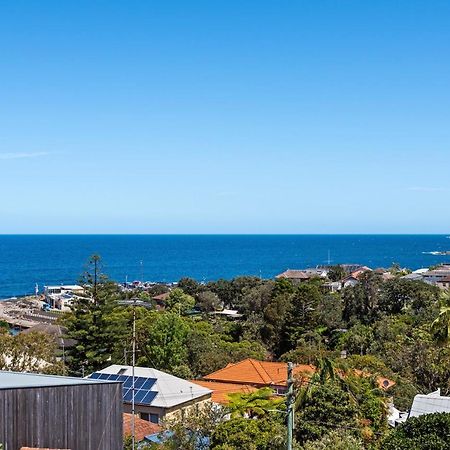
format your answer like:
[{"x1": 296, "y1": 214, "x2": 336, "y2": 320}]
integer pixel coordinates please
[
  {"x1": 409, "y1": 390, "x2": 450, "y2": 418},
  {"x1": 152, "y1": 292, "x2": 170, "y2": 301},
  {"x1": 123, "y1": 413, "x2": 161, "y2": 441},
  {"x1": 45, "y1": 285, "x2": 83, "y2": 291},
  {"x1": 0, "y1": 371, "x2": 112, "y2": 389},
  {"x1": 96, "y1": 365, "x2": 211, "y2": 408},
  {"x1": 22, "y1": 323, "x2": 76, "y2": 348},
  {"x1": 203, "y1": 359, "x2": 315, "y2": 387},
  {"x1": 276, "y1": 270, "x2": 311, "y2": 280},
  {"x1": 190, "y1": 380, "x2": 258, "y2": 404}
]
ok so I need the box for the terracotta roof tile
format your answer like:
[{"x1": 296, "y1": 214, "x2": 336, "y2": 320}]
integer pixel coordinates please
[
  {"x1": 203, "y1": 359, "x2": 315, "y2": 387},
  {"x1": 123, "y1": 413, "x2": 161, "y2": 441},
  {"x1": 190, "y1": 380, "x2": 258, "y2": 404}
]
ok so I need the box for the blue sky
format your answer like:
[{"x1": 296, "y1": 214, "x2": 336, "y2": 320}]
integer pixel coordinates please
[{"x1": 0, "y1": 1, "x2": 449, "y2": 233}]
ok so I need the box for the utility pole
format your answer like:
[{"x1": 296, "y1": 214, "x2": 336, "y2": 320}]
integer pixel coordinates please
[
  {"x1": 286, "y1": 361, "x2": 294, "y2": 450},
  {"x1": 131, "y1": 296, "x2": 137, "y2": 449}
]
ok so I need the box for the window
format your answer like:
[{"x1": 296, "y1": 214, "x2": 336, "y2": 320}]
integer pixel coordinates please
[
  {"x1": 150, "y1": 413, "x2": 159, "y2": 424},
  {"x1": 140, "y1": 412, "x2": 150, "y2": 421}
]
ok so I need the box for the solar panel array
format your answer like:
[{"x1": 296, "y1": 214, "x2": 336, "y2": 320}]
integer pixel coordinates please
[{"x1": 89, "y1": 372, "x2": 158, "y2": 405}]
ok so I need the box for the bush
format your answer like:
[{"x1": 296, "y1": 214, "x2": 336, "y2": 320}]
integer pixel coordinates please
[{"x1": 382, "y1": 412, "x2": 450, "y2": 450}]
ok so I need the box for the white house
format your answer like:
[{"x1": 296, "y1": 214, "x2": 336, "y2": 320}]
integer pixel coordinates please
[
  {"x1": 89, "y1": 364, "x2": 212, "y2": 424},
  {"x1": 44, "y1": 285, "x2": 84, "y2": 310}
]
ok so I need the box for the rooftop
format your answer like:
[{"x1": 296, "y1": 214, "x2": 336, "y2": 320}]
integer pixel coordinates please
[
  {"x1": 190, "y1": 380, "x2": 258, "y2": 404},
  {"x1": 409, "y1": 390, "x2": 450, "y2": 418},
  {"x1": 94, "y1": 365, "x2": 211, "y2": 408},
  {"x1": 203, "y1": 359, "x2": 315, "y2": 387},
  {"x1": 123, "y1": 413, "x2": 161, "y2": 441},
  {"x1": 0, "y1": 371, "x2": 111, "y2": 389}
]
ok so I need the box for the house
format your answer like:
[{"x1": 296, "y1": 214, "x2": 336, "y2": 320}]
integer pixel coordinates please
[
  {"x1": 201, "y1": 358, "x2": 394, "y2": 401},
  {"x1": 436, "y1": 275, "x2": 450, "y2": 290},
  {"x1": 0, "y1": 371, "x2": 122, "y2": 450},
  {"x1": 276, "y1": 269, "x2": 326, "y2": 283},
  {"x1": 202, "y1": 358, "x2": 315, "y2": 395},
  {"x1": 422, "y1": 267, "x2": 450, "y2": 286},
  {"x1": 152, "y1": 292, "x2": 170, "y2": 309},
  {"x1": 89, "y1": 365, "x2": 212, "y2": 424},
  {"x1": 44, "y1": 285, "x2": 84, "y2": 310},
  {"x1": 342, "y1": 266, "x2": 373, "y2": 288}
]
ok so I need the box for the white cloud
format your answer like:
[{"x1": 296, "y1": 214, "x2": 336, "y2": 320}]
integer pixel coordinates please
[{"x1": 0, "y1": 152, "x2": 50, "y2": 160}]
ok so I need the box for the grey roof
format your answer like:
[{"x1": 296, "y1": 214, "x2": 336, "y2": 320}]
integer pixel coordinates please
[
  {"x1": 409, "y1": 391, "x2": 450, "y2": 418},
  {"x1": 97, "y1": 365, "x2": 211, "y2": 408},
  {"x1": 0, "y1": 370, "x2": 116, "y2": 389}
]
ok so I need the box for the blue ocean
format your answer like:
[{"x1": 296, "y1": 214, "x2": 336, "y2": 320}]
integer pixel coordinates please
[{"x1": 0, "y1": 235, "x2": 449, "y2": 299}]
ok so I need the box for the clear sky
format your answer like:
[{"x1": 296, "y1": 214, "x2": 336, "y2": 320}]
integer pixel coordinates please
[{"x1": 1, "y1": 1, "x2": 449, "y2": 234}]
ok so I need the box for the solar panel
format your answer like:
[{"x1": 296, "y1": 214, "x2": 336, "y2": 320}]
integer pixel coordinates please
[
  {"x1": 88, "y1": 373, "x2": 158, "y2": 406},
  {"x1": 134, "y1": 377, "x2": 147, "y2": 389},
  {"x1": 142, "y1": 378, "x2": 156, "y2": 390},
  {"x1": 97, "y1": 373, "x2": 110, "y2": 380},
  {"x1": 141, "y1": 391, "x2": 157, "y2": 404}
]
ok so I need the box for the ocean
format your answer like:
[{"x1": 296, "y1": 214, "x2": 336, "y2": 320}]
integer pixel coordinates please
[{"x1": 0, "y1": 234, "x2": 449, "y2": 299}]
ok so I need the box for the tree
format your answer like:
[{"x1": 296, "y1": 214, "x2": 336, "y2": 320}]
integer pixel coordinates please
[
  {"x1": 227, "y1": 388, "x2": 284, "y2": 418},
  {"x1": 210, "y1": 417, "x2": 285, "y2": 450},
  {"x1": 342, "y1": 272, "x2": 382, "y2": 324},
  {"x1": 63, "y1": 255, "x2": 121, "y2": 374},
  {"x1": 432, "y1": 292, "x2": 450, "y2": 344},
  {"x1": 160, "y1": 402, "x2": 228, "y2": 450},
  {"x1": 302, "y1": 430, "x2": 364, "y2": 450},
  {"x1": 379, "y1": 279, "x2": 439, "y2": 317},
  {"x1": 139, "y1": 312, "x2": 191, "y2": 376},
  {"x1": 196, "y1": 290, "x2": 221, "y2": 312},
  {"x1": 295, "y1": 379, "x2": 358, "y2": 444},
  {"x1": 165, "y1": 288, "x2": 195, "y2": 315},
  {"x1": 327, "y1": 265, "x2": 346, "y2": 282},
  {"x1": 382, "y1": 412, "x2": 450, "y2": 450},
  {"x1": 0, "y1": 331, "x2": 65, "y2": 374},
  {"x1": 283, "y1": 283, "x2": 322, "y2": 351},
  {"x1": 178, "y1": 277, "x2": 204, "y2": 297}
]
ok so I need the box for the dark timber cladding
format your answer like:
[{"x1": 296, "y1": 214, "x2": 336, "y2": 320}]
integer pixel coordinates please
[{"x1": 0, "y1": 379, "x2": 123, "y2": 450}]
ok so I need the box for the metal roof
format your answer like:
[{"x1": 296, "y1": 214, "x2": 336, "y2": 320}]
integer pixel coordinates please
[
  {"x1": 93, "y1": 365, "x2": 211, "y2": 408},
  {"x1": 0, "y1": 371, "x2": 116, "y2": 389},
  {"x1": 409, "y1": 390, "x2": 450, "y2": 418}
]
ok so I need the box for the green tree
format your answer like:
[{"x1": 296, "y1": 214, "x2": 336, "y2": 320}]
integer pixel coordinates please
[
  {"x1": 432, "y1": 292, "x2": 450, "y2": 343},
  {"x1": 178, "y1": 277, "x2": 204, "y2": 296},
  {"x1": 165, "y1": 288, "x2": 195, "y2": 315},
  {"x1": 63, "y1": 255, "x2": 120, "y2": 374},
  {"x1": 139, "y1": 312, "x2": 191, "y2": 376},
  {"x1": 301, "y1": 430, "x2": 364, "y2": 450},
  {"x1": 196, "y1": 290, "x2": 221, "y2": 312},
  {"x1": 295, "y1": 379, "x2": 358, "y2": 444},
  {"x1": 211, "y1": 417, "x2": 285, "y2": 450},
  {"x1": 0, "y1": 331, "x2": 65, "y2": 374},
  {"x1": 382, "y1": 412, "x2": 450, "y2": 450},
  {"x1": 327, "y1": 265, "x2": 346, "y2": 282},
  {"x1": 283, "y1": 283, "x2": 322, "y2": 351},
  {"x1": 227, "y1": 387, "x2": 284, "y2": 418}
]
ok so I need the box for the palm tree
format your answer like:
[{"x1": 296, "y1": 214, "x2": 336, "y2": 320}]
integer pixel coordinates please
[
  {"x1": 227, "y1": 387, "x2": 284, "y2": 418},
  {"x1": 432, "y1": 292, "x2": 450, "y2": 344}
]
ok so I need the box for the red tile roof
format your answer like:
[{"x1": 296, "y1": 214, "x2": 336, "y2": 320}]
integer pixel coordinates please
[
  {"x1": 123, "y1": 413, "x2": 161, "y2": 441},
  {"x1": 203, "y1": 358, "x2": 315, "y2": 387},
  {"x1": 190, "y1": 380, "x2": 258, "y2": 404}
]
